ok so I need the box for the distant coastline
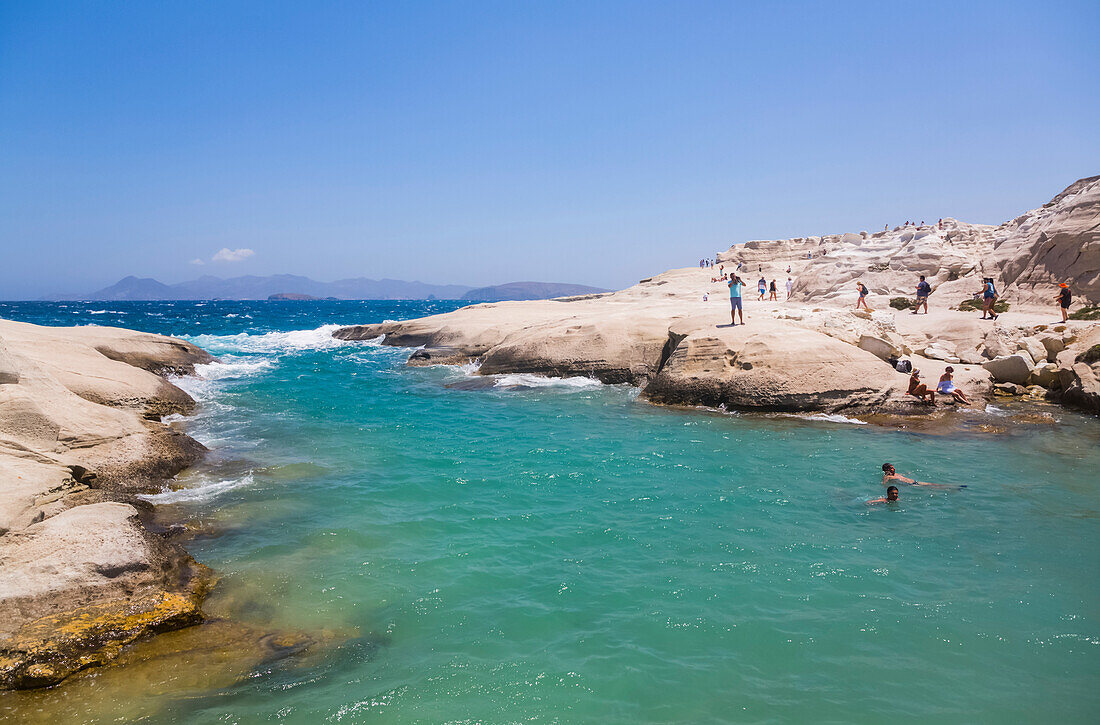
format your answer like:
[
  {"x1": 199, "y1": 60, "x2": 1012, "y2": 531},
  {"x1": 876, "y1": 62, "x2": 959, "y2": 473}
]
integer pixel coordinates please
[{"x1": 39, "y1": 275, "x2": 607, "y2": 303}]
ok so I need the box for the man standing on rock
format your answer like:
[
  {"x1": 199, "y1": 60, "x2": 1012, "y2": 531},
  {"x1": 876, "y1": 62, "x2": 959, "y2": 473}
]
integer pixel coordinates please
[
  {"x1": 913, "y1": 275, "x2": 931, "y2": 314},
  {"x1": 729, "y1": 275, "x2": 745, "y2": 326},
  {"x1": 786, "y1": 276, "x2": 794, "y2": 299},
  {"x1": 757, "y1": 276, "x2": 767, "y2": 301}
]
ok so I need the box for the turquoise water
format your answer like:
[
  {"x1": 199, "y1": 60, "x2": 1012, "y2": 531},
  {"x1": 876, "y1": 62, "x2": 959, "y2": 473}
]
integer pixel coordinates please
[{"x1": 1, "y1": 301, "x2": 1098, "y2": 723}]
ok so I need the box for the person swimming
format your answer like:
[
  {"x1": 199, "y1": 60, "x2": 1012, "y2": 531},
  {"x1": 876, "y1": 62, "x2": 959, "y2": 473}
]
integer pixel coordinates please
[
  {"x1": 881, "y1": 462, "x2": 964, "y2": 489},
  {"x1": 867, "y1": 486, "x2": 899, "y2": 504}
]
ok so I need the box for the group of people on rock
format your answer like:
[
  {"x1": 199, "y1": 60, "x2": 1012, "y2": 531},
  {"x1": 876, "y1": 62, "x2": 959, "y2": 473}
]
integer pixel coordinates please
[
  {"x1": 721, "y1": 273, "x2": 796, "y2": 325},
  {"x1": 906, "y1": 367, "x2": 972, "y2": 406},
  {"x1": 707, "y1": 257, "x2": 1079, "y2": 327},
  {"x1": 884, "y1": 219, "x2": 946, "y2": 232},
  {"x1": 849, "y1": 274, "x2": 1075, "y2": 322}
]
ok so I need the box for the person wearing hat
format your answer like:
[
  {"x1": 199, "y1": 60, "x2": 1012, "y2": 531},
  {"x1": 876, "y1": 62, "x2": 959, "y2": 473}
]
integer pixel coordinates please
[
  {"x1": 1056, "y1": 283, "x2": 1072, "y2": 322},
  {"x1": 906, "y1": 368, "x2": 935, "y2": 403}
]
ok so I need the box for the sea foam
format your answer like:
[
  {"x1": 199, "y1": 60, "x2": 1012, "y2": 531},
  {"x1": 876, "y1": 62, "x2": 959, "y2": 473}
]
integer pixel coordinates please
[
  {"x1": 182, "y1": 323, "x2": 354, "y2": 355},
  {"x1": 139, "y1": 472, "x2": 255, "y2": 504}
]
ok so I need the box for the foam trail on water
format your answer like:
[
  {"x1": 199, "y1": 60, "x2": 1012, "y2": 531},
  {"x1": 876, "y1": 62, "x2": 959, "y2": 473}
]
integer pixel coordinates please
[
  {"x1": 786, "y1": 412, "x2": 868, "y2": 425},
  {"x1": 181, "y1": 324, "x2": 361, "y2": 355},
  {"x1": 140, "y1": 472, "x2": 255, "y2": 505},
  {"x1": 171, "y1": 357, "x2": 273, "y2": 403},
  {"x1": 492, "y1": 373, "x2": 604, "y2": 389}
]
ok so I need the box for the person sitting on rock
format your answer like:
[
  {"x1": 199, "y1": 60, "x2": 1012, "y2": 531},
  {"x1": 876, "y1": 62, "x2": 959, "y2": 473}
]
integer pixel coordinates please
[
  {"x1": 1056, "y1": 283, "x2": 1071, "y2": 322},
  {"x1": 867, "y1": 486, "x2": 900, "y2": 505},
  {"x1": 936, "y1": 366, "x2": 972, "y2": 405},
  {"x1": 913, "y1": 275, "x2": 931, "y2": 314},
  {"x1": 855, "y1": 281, "x2": 871, "y2": 310},
  {"x1": 906, "y1": 370, "x2": 935, "y2": 403}
]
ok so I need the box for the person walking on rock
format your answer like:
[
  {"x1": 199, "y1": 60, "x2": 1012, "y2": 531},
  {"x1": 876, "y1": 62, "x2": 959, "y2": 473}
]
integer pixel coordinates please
[
  {"x1": 786, "y1": 277, "x2": 794, "y2": 299},
  {"x1": 1056, "y1": 283, "x2": 1071, "y2": 322},
  {"x1": 913, "y1": 275, "x2": 931, "y2": 314},
  {"x1": 978, "y1": 278, "x2": 999, "y2": 320},
  {"x1": 855, "y1": 281, "x2": 870, "y2": 310},
  {"x1": 768, "y1": 279, "x2": 778, "y2": 301},
  {"x1": 728, "y1": 275, "x2": 745, "y2": 326},
  {"x1": 757, "y1": 277, "x2": 767, "y2": 301}
]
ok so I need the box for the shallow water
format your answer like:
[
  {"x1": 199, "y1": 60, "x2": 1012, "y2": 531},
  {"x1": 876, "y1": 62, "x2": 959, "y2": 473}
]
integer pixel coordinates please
[{"x1": 1, "y1": 301, "x2": 1098, "y2": 723}]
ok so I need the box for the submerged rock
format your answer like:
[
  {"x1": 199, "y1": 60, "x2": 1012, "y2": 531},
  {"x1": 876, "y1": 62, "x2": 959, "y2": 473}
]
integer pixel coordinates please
[{"x1": 0, "y1": 502, "x2": 212, "y2": 689}]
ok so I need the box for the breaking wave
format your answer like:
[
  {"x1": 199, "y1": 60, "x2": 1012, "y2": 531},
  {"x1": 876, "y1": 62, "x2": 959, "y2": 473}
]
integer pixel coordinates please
[
  {"x1": 140, "y1": 472, "x2": 255, "y2": 504},
  {"x1": 181, "y1": 323, "x2": 355, "y2": 355},
  {"x1": 784, "y1": 412, "x2": 868, "y2": 425},
  {"x1": 491, "y1": 373, "x2": 604, "y2": 389}
]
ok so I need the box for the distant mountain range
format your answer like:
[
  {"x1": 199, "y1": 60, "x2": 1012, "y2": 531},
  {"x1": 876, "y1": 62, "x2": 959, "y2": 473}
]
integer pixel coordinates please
[
  {"x1": 44, "y1": 275, "x2": 607, "y2": 302},
  {"x1": 461, "y1": 281, "x2": 608, "y2": 301}
]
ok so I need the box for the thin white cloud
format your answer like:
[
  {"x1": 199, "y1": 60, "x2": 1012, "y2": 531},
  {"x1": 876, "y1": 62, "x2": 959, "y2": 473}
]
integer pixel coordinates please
[
  {"x1": 212, "y1": 247, "x2": 255, "y2": 263},
  {"x1": 189, "y1": 258, "x2": 205, "y2": 265}
]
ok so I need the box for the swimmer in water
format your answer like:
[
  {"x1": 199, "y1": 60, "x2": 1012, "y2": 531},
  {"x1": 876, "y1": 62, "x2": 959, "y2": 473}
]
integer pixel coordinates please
[
  {"x1": 867, "y1": 486, "x2": 899, "y2": 504},
  {"x1": 881, "y1": 462, "x2": 962, "y2": 489}
]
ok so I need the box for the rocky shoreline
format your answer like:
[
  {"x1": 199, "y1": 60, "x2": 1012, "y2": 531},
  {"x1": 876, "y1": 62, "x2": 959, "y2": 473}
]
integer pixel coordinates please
[
  {"x1": 334, "y1": 177, "x2": 1100, "y2": 417},
  {"x1": 0, "y1": 319, "x2": 216, "y2": 689},
  {"x1": 1, "y1": 176, "x2": 1096, "y2": 692}
]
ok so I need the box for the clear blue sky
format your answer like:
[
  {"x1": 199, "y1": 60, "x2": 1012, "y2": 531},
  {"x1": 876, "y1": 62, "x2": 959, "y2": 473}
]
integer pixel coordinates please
[{"x1": 1, "y1": 1, "x2": 1097, "y2": 298}]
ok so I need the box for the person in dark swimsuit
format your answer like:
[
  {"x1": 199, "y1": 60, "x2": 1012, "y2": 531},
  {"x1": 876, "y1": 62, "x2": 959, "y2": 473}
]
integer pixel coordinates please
[
  {"x1": 1056, "y1": 283, "x2": 1071, "y2": 322},
  {"x1": 855, "y1": 281, "x2": 870, "y2": 310}
]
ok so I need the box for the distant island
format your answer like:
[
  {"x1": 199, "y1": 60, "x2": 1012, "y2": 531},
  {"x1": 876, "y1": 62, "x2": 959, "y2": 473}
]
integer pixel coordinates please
[
  {"x1": 267, "y1": 293, "x2": 331, "y2": 301},
  {"x1": 42, "y1": 274, "x2": 607, "y2": 302},
  {"x1": 462, "y1": 281, "x2": 609, "y2": 302}
]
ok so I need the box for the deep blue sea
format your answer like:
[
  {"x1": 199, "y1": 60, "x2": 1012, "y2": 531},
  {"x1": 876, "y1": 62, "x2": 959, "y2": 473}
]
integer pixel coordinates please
[{"x1": 1, "y1": 300, "x2": 1098, "y2": 724}]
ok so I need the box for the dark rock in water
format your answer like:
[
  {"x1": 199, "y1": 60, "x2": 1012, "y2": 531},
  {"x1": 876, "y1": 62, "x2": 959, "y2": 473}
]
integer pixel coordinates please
[
  {"x1": 993, "y1": 382, "x2": 1025, "y2": 395},
  {"x1": 444, "y1": 376, "x2": 498, "y2": 391},
  {"x1": 443, "y1": 375, "x2": 537, "y2": 391},
  {"x1": 407, "y1": 347, "x2": 475, "y2": 367}
]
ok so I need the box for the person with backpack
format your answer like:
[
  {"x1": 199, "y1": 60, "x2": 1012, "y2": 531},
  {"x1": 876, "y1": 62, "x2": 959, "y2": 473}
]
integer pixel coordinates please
[
  {"x1": 855, "y1": 281, "x2": 870, "y2": 310},
  {"x1": 913, "y1": 275, "x2": 932, "y2": 314},
  {"x1": 978, "y1": 277, "x2": 999, "y2": 320},
  {"x1": 1056, "y1": 283, "x2": 1072, "y2": 322}
]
